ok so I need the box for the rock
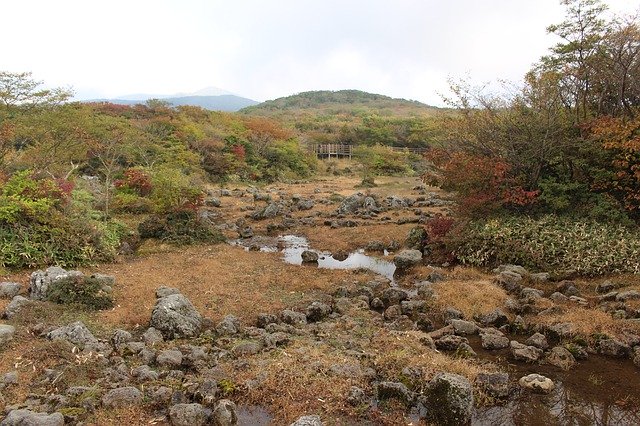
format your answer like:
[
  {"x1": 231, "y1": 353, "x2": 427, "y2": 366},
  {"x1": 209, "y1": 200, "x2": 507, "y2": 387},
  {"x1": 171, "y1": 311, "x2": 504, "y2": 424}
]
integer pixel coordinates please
[
  {"x1": 435, "y1": 335, "x2": 469, "y2": 351},
  {"x1": 232, "y1": 341, "x2": 263, "y2": 357},
  {"x1": 384, "y1": 305, "x2": 402, "y2": 320},
  {"x1": 0, "y1": 282, "x2": 21, "y2": 299},
  {"x1": 290, "y1": 415, "x2": 323, "y2": 426},
  {"x1": 555, "y1": 281, "x2": 580, "y2": 296},
  {"x1": 212, "y1": 399, "x2": 237, "y2": 425},
  {"x1": 131, "y1": 365, "x2": 159, "y2": 382},
  {"x1": 169, "y1": 403, "x2": 209, "y2": 426},
  {"x1": 281, "y1": 309, "x2": 307, "y2": 326},
  {"x1": 301, "y1": 250, "x2": 319, "y2": 263},
  {"x1": 480, "y1": 332, "x2": 510, "y2": 350},
  {"x1": 238, "y1": 226, "x2": 254, "y2": 239},
  {"x1": 142, "y1": 327, "x2": 164, "y2": 346},
  {"x1": 525, "y1": 332, "x2": 549, "y2": 350},
  {"x1": 596, "y1": 281, "x2": 616, "y2": 294},
  {"x1": 111, "y1": 329, "x2": 133, "y2": 349},
  {"x1": 2, "y1": 370, "x2": 18, "y2": 386},
  {"x1": 476, "y1": 372, "x2": 510, "y2": 399},
  {"x1": 425, "y1": 372, "x2": 474, "y2": 426},
  {"x1": 380, "y1": 288, "x2": 408, "y2": 307},
  {"x1": 455, "y1": 343, "x2": 477, "y2": 358},
  {"x1": 4, "y1": 296, "x2": 30, "y2": 319},
  {"x1": 205, "y1": 197, "x2": 222, "y2": 207},
  {"x1": 405, "y1": 226, "x2": 428, "y2": 250},
  {"x1": 157, "y1": 349, "x2": 184, "y2": 368},
  {"x1": 156, "y1": 286, "x2": 181, "y2": 298},
  {"x1": 377, "y1": 381, "x2": 414, "y2": 404},
  {"x1": 616, "y1": 291, "x2": 640, "y2": 302},
  {"x1": 370, "y1": 297, "x2": 385, "y2": 310},
  {"x1": 549, "y1": 292, "x2": 569, "y2": 303},
  {"x1": 0, "y1": 324, "x2": 16, "y2": 345},
  {"x1": 102, "y1": 386, "x2": 143, "y2": 408},
  {"x1": 443, "y1": 307, "x2": 464, "y2": 323},
  {"x1": 306, "y1": 302, "x2": 331, "y2": 322},
  {"x1": 393, "y1": 249, "x2": 422, "y2": 270},
  {"x1": 519, "y1": 374, "x2": 555, "y2": 394},
  {"x1": 493, "y1": 264, "x2": 528, "y2": 276},
  {"x1": 337, "y1": 194, "x2": 364, "y2": 214},
  {"x1": 510, "y1": 340, "x2": 543, "y2": 362},
  {"x1": 400, "y1": 300, "x2": 427, "y2": 316},
  {"x1": 151, "y1": 293, "x2": 203, "y2": 339},
  {"x1": 347, "y1": 386, "x2": 367, "y2": 406},
  {"x1": 494, "y1": 271, "x2": 522, "y2": 293},
  {"x1": 546, "y1": 346, "x2": 576, "y2": 370},
  {"x1": 598, "y1": 338, "x2": 630, "y2": 358},
  {"x1": 29, "y1": 266, "x2": 82, "y2": 300},
  {"x1": 450, "y1": 319, "x2": 479, "y2": 335},
  {"x1": 474, "y1": 309, "x2": 508, "y2": 327},
  {"x1": 47, "y1": 321, "x2": 99, "y2": 350},
  {"x1": 216, "y1": 315, "x2": 241, "y2": 336},
  {"x1": 529, "y1": 272, "x2": 550, "y2": 283},
  {"x1": 257, "y1": 313, "x2": 279, "y2": 328},
  {"x1": 1, "y1": 409, "x2": 64, "y2": 426},
  {"x1": 520, "y1": 287, "x2": 544, "y2": 301}
]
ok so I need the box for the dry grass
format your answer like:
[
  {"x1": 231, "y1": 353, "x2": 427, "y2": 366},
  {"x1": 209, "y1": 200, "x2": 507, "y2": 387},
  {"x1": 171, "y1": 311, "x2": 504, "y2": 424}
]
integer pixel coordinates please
[
  {"x1": 431, "y1": 276, "x2": 509, "y2": 319},
  {"x1": 530, "y1": 306, "x2": 640, "y2": 339}
]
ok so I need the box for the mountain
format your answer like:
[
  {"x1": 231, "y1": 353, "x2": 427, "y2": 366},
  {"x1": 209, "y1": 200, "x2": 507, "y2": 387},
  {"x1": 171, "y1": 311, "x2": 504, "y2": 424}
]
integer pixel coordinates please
[
  {"x1": 241, "y1": 89, "x2": 441, "y2": 118},
  {"x1": 86, "y1": 94, "x2": 258, "y2": 112},
  {"x1": 85, "y1": 87, "x2": 258, "y2": 112}
]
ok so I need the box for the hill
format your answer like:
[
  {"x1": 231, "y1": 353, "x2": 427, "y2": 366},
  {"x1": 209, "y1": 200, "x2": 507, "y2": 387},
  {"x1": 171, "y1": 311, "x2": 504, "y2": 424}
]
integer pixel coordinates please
[
  {"x1": 241, "y1": 89, "x2": 439, "y2": 117},
  {"x1": 87, "y1": 94, "x2": 258, "y2": 112}
]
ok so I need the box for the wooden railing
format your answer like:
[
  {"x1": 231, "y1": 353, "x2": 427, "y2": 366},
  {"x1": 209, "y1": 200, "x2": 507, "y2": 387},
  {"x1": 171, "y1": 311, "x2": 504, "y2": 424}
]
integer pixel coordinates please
[{"x1": 311, "y1": 144, "x2": 428, "y2": 158}]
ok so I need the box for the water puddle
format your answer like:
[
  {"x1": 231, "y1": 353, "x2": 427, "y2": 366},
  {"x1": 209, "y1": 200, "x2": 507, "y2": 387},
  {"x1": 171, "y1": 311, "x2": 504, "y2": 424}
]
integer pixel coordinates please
[
  {"x1": 232, "y1": 234, "x2": 396, "y2": 281},
  {"x1": 236, "y1": 405, "x2": 273, "y2": 425}
]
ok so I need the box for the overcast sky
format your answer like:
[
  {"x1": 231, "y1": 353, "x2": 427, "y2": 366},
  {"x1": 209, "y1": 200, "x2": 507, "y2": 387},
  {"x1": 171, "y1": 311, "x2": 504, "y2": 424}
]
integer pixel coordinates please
[{"x1": 2, "y1": 0, "x2": 638, "y2": 105}]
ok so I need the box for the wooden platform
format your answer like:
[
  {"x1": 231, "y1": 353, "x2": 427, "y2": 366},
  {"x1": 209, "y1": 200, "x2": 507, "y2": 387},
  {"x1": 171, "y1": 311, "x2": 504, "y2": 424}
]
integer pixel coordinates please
[{"x1": 311, "y1": 144, "x2": 428, "y2": 159}]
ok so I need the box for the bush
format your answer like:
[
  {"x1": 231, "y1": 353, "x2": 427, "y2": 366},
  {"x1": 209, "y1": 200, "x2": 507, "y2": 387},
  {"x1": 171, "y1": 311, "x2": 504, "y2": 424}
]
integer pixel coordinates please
[
  {"x1": 450, "y1": 215, "x2": 640, "y2": 276},
  {"x1": 354, "y1": 144, "x2": 411, "y2": 176},
  {"x1": 149, "y1": 167, "x2": 204, "y2": 213},
  {"x1": 138, "y1": 209, "x2": 224, "y2": 245},
  {"x1": 47, "y1": 274, "x2": 114, "y2": 310}
]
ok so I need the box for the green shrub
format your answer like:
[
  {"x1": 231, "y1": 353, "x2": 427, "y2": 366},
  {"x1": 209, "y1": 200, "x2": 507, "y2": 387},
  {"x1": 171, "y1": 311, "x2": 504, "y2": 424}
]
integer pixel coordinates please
[
  {"x1": 47, "y1": 275, "x2": 114, "y2": 310},
  {"x1": 353, "y1": 144, "x2": 411, "y2": 176},
  {"x1": 451, "y1": 215, "x2": 640, "y2": 276},
  {"x1": 149, "y1": 167, "x2": 204, "y2": 213},
  {"x1": 138, "y1": 209, "x2": 224, "y2": 245},
  {"x1": 112, "y1": 192, "x2": 153, "y2": 214}
]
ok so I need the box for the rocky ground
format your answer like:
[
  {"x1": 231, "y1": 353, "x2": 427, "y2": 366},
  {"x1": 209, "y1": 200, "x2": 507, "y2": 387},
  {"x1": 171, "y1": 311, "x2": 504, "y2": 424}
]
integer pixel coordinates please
[{"x1": 1, "y1": 175, "x2": 640, "y2": 425}]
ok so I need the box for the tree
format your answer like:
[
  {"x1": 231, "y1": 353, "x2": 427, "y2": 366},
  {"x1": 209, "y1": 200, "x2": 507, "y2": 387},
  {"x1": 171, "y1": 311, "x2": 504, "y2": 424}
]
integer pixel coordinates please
[{"x1": 0, "y1": 71, "x2": 72, "y2": 110}]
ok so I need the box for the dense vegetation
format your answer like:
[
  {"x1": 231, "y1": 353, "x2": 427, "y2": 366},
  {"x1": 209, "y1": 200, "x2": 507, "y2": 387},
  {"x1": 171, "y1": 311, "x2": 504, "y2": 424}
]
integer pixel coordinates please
[
  {"x1": 426, "y1": 0, "x2": 640, "y2": 273},
  {"x1": 242, "y1": 90, "x2": 446, "y2": 147}
]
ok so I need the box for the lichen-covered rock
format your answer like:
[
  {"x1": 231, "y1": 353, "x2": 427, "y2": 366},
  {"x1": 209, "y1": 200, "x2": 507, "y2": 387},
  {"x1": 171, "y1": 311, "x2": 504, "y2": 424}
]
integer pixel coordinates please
[
  {"x1": 510, "y1": 340, "x2": 543, "y2": 362},
  {"x1": 480, "y1": 332, "x2": 509, "y2": 350},
  {"x1": 151, "y1": 293, "x2": 202, "y2": 339},
  {"x1": 476, "y1": 372, "x2": 510, "y2": 399},
  {"x1": 281, "y1": 309, "x2": 307, "y2": 326},
  {"x1": 290, "y1": 415, "x2": 323, "y2": 426},
  {"x1": 474, "y1": 309, "x2": 508, "y2": 327},
  {"x1": 393, "y1": 250, "x2": 422, "y2": 270},
  {"x1": 425, "y1": 372, "x2": 474, "y2": 426},
  {"x1": 597, "y1": 338, "x2": 630, "y2": 358},
  {"x1": 435, "y1": 335, "x2": 468, "y2": 351},
  {"x1": 4, "y1": 296, "x2": 31, "y2": 319},
  {"x1": 519, "y1": 374, "x2": 555, "y2": 394},
  {"x1": 0, "y1": 282, "x2": 21, "y2": 299},
  {"x1": 380, "y1": 288, "x2": 408, "y2": 307},
  {"x1": 0, "y1": 324, "x2": 15, "y2": 345},
  {"x1": 301, "y1": 250, "x2": 319, "y2": 263},
  {"x1": 212, "y1": 399, "x2": 237, "y2": 426},
  {"x1": 142, "y1": 327, "x2": 164, "y2": 346},
  {"x1": 169, "y1": 403, "x2": 209, "y2": 426},
  {"x1": 377, "y1": 381, "x2": 414, "y2": 404},
  {"x1": 29, "y1": 267, "x2": 114, "y2": 309},
  {"x1": 157, "y1": 349, "x2": 184, "y2": 368},
  {"x1": 47, "y1": 321, "x2": 99, "y2": 350},
  {"x1": 405, "y1": 226, "x2": 428, "y2": 251},
  {"x1": 306, "y1": 301, "x2": 332, "y2": 322},
  {"x1": 101, "y1": 386, "x2": 143, "y2": 408},
  {"x1": 525, "y1": 332, "x2": 549, "y2": 350},
  {"x1": 545, "y1": 346, "x2": 576, "y2": 370},
  {"x1": 1, "y1": 409, "x2": 64, "y2": 426},
  {"x1": 450, "y1": 319, "x2": 479, "y2": 335},
  {"x1": 216, "y1": 315, "x2": 241, "y2": 336}
]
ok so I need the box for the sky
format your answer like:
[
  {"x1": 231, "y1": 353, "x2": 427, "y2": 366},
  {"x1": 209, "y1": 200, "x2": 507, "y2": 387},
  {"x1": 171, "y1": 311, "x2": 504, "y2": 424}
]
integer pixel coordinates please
[{"x1": 2, "y1": 0, "x2": 638, "y2": 106}]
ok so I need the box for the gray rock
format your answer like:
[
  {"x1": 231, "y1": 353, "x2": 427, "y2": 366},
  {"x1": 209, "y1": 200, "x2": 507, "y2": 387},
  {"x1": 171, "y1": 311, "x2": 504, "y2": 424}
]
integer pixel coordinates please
[
  {"x1": 5, "y1": 295, "x2": 31, "y2": 319},
  {"x1": 383, "y1": 304, "x2": 402, "y2": 320},
  {"x1": 157, "y1": 349, "x2": 183, "y2": 368},
  {"x1": 0, "y1": 324, "x2": 16, "y2": 345},
  {"x1": 510, "y1": 340, "x2": 543, "y2": 362},
  {"x1": 476, "y1": 372, "x2": 510, "y2": 399},
  {"x1": 525, "y1": 332, "x2": 549, "y2": 350},
  {"x1": 47, "y1": 321, "x2": 99, "y2": 350},
  {"x1": 377, "y1": 381, "x2": 414, "y2": 404},
  {"x1": 529, "y1": 272, "x2": 550, "y2": 283},
  {"x1": 151, "y1": 293, "x2": 203, "y2": 339},
  {"x1": 1, "y1": 409, "x2": 64, "y2": 426},
  {"x1": 281, "y1": 309, "x2": 307, "y2": 326},
  {"x1": 29, "y1": 266, "x2": 83, "y2": 300},
  {"x1": 443, "y1": 307, "x2": 464, "y2": 323},
  {"x1": 256, "y1": 313, "x2": 279, "y2": 328},
  {"x1": 474, "y1": 309, "x2": 508, "y2": 327},
  {"x1": 435, "y1": 335, "x2": 469, "y2": 351},
  {"x1": 216, "y1": 315, "x2": 241, "y2": 336},
  {"x1": 480, "y1": 332, "x2": 509, "y2": 350},
  {"x1": 493, "y1": 264, "x2": 528, "y2": 276},
  {"x1": 380, "y1": 288, "x2": 408, "y2": 307},
  {"x1": 616, "y1": 291, "x2": 640, "y2": 302},
  {"x1": 205, "y1": 197, "x2": 222, "y2": 207},
  {"x1": 238, "y1": 226, "x2": 254, "y2": 239},
  {"x1": 426, "y1": 372, "x2": 474, "y2": 426},
  {"x1": 156, "y1": 286, "x2": 181, "y2": 298},
  {"x1": 520, "y1": 287, "x2": 544, "y2": 301},
  {"x1": 212, "y1": 399, "x2": 237, "y2": 425},
  {"x1": 347, "y1": 386, "x2": 367, "y2": 406},
  {"x1": 306, "y1": 302, "x2": 332, "y2": 322},
  {"x1": 301, "y1": 250, "x2": 319, "y2": 263},
  {"x1": 142, "y1": 327, "x2": 164, "y2": 346},
  {"x1": 131, "y1": 365, "x2": 159, "y2": 382},
  {"x1": 111, "y1": 329, "x2": 133, "y2": 348},
  {"x1": 0, "y1": 282, "x2": 21, "y2": 299},
  {"x1": 596, "y1": 281, "x2": 616, "y2": 294},
  {"x1": 555, "y1": 281, "x2": 580, "y2": 296},
  {"x1": 232, "y1": 341, "x2": 263, "y2": 357},
  {"x1": 400, "y1": 300, "x2": 427, "y2": 316},
  {"x1": 598, "y1": 338, "x2": 630, "y2": 358},
  {"x1": 169, "y1": 403, "x2": 209, "y2": 426},
  {"x1": 519, "y1": 374, "x2": 554, "y2": 394},
  {"x1": 450, "y1": 319, "x2": 479, "y2": 335},
  {"x1": 370, "y1": 297, "x2": 385, "y2": 310},
  {"x1": 393, "y1": 250, "x2": 422, "y2": 270},
  {"x1": 337, "y1": 194, "x2": 365, "y2": 214},
  {"x1": 290, "y1": 415, "x2": 323, "y2": 426},
  {"x1": 549, "y1": 292, "x2": 569, "y2": 303},
  {"x1": 102, "y1": 386, "x2": 143, "y2": 408},
  {"x1": 546, "y1": 346, "x2": 576, "y2": 370},
  {"x1": 494, "y1": 271, "x2": 522, "y2": 293}
]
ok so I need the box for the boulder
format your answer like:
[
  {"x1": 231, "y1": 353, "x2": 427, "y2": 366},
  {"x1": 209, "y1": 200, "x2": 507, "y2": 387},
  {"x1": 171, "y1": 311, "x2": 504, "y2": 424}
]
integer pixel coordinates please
[
  {"x1": 4, "y1": 296, "x2": 30, "y2": 319},
  {"x1": 157, "y1": 349, "x2": 184, "y2": 368},
  {"x1": 476, "y1": 372, "x2": 510, "y2": 399},
  {"x1": 474, "y1": 309, "x2": 508, "y2": 327},
  {"x1": 598, "y1": 338, "x2": 630, "y2": 358},
  {"x1": 377, "y1": 381, "x2": 414, "y2": 404},
  {"x1": 29, "y1": 266, "x2": 82, "y2": 300},
  {"x1": 142, "y1": 327, "x2": 164, "y2": 346},
  {"x1": 450, "y1": 319, "x2": 479, "y2": 335},
  {"x1": 525, "y1": 332, "x2": 549, "y2": 350},
  {"x1": 519, "y1": 374, "x2": 554, "y2": 394},
  {"x1": 281, "y1": 310, "x2": 307, "y2": 326},
  {"x1": 290, "y1": 416, "x2": 323, "y2": 426},
  {"x1": 169, "y1": 403, "x2": 209, "y2": 426},
  {"x1": 0, "y1": 324, "x2": 16, "y2": 345},
  {"x1": 156, "y1": 286, "x2": 181, "y2": 298},
  {"x1": 380, "y1": 288, "x2": 408, "y2": 307},
  {"x1": 435, "y1": 335, "x2": 469, "y2": 351},
  {"x1": 480, "y1": 332, "x2": 510, "y2": 350},
  {"x1": 102, "y1": 386, "x2": 144, "y2": 408},
  {"x1": 1, "y1": 409, "x2": 64, "y2": 426},
  {"x1": 545, "y1": 346, "x2": 576, "y2": 370},
  {"x1": 216, "y1": 315, "x2": 241, "y2": 336},
  {"x1": 425, "y1": 373, "x2": 474, "y2": 426},
  {"x1": 306, "y1": 302, "x2": 332, "y2": 322},
  {"x1": 494, "y1": 271, "x2": 522, "y2": 293},
  {"x1": 212, "y1": 399, "x2": 237, "y2": 426},
  {"x1": 616, "y1": 291, "x2": 640, "y2": 302},
  {"x1": 510, "y1": 340, "x2": 543, "y2": 362},
  {"x1": 337, "y1": 194, "x2": 364, "y2": 214},
  {"x1": 301, "y1": 250, "x2": 319, "y2": 263},
  {"x1": 30, "y1": 267, "x2": 114, "y2": 309},
  {"x1": 150, "y1": 293, "x2": 203, "y2": 339},
  {"x1": 0, "y1": 282, "x2": 21, "y2": 299},
  {"x1": 393, "y1": 250, "x2": 422, "y2": 270},
  {"x1": 47, "y1": 321, "x2": 99, "y2": 350},
  {"x1": 405, "y1": 226, "x2": 428, "y2": 251}
]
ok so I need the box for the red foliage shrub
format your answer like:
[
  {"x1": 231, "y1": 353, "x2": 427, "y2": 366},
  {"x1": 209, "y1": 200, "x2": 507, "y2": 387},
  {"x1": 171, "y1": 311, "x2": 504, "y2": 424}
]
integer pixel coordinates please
[{"x1": 115, "y1": 169, "x2": 153, "y2": 196}]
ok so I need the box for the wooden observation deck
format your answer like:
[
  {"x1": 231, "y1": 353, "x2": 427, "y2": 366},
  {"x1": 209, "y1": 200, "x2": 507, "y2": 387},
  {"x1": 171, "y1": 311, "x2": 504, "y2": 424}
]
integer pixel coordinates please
[{"x1": 311, "y1": 144, "x2": 428, "y2": 159}]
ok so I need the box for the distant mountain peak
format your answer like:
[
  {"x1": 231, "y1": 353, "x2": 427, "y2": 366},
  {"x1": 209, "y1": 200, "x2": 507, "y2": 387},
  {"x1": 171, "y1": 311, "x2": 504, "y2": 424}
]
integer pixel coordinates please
[{"x1": 115, "y1": 86, "x2": 236, "y2": 101}]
